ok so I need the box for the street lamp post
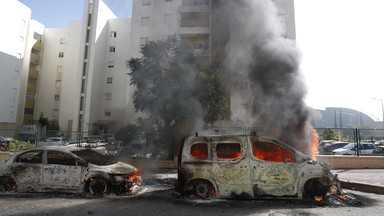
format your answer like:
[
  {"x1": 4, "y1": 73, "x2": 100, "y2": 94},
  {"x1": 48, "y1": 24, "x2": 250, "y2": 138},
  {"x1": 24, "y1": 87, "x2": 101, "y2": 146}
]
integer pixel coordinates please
[{"x1": 373, "y1": 98, "x2": 384, "y2": 129}]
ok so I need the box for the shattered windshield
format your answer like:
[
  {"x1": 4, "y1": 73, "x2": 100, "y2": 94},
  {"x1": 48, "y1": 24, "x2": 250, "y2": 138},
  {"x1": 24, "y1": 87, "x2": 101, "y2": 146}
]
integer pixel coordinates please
[{"x1": 71, "y1": 149, "x2": 117, "y2": 165}]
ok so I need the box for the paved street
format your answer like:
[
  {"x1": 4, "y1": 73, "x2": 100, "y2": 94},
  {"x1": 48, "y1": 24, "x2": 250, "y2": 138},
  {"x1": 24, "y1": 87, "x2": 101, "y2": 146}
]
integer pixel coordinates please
[{"x1": 1, "y1": 169, "x2": 384, "y2": 216}]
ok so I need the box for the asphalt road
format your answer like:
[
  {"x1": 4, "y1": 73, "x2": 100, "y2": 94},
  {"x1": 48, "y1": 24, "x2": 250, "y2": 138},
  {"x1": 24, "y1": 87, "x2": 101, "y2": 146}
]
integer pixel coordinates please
[{"x1": 1, "y1": 179, "x2": 384, "y2": 216}]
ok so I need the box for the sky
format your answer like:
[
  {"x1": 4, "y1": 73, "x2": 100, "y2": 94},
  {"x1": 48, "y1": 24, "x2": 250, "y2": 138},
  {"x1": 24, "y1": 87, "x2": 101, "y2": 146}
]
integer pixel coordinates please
[{"x1": 17, "y1": 0, "x2": 384, "y2": 121}]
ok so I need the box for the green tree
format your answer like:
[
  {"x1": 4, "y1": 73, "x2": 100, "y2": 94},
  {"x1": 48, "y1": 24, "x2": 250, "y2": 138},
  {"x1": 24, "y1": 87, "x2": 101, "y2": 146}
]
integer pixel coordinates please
[
  {"x1": 38, "y1": 113, "x2": 49, "y2": 128},
  {"x1": 128, "y1": 35, "x2": 228, "y2": 128},
  {"x1": 319, "y1": 127, "x2": 338, "y2": 140}
]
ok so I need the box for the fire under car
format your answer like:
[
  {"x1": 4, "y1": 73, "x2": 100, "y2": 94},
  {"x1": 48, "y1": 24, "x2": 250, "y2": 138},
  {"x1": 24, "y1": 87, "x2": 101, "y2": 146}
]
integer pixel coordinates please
[
  {"x1": 0, "y1": 146, "x2": 141, "y2": 195},
  {"x1": 178, "y1": 134, "x2": 341, "y2": 200}
]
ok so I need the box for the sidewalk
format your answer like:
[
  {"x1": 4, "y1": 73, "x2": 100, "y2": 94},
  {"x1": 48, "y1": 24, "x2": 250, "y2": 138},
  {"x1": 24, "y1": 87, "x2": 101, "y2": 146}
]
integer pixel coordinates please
[{"x1": 332, "y1": 169, "x2": 384, "y2": 194}]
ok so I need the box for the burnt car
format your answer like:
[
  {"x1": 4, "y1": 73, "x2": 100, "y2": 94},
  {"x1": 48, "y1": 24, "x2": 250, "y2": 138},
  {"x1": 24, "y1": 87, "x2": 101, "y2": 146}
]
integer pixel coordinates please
[
  {"x1": 0, "y1": 146, "x2": 141, "y2": 195},
  {"x1": 178, "y1": 135, "x2": 341, "y2": 200}
]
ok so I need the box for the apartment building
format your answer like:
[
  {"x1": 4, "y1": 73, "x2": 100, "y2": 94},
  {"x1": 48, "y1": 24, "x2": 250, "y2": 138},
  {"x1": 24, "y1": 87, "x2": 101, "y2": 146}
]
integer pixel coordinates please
[
  {"x1": 130, "y1": 0, "x2": 296, "y2": 127},
  {"x1": 0, "y1": 0, "x2": 295, "y2": 135},
  {"x1": 0, "y1": 0, "x2": 45, "y2": 133}
]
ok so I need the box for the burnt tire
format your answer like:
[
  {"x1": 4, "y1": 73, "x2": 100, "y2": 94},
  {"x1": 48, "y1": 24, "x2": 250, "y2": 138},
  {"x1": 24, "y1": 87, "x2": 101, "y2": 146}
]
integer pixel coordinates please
[
  {"x1": 303, "y1": 179, "x2": 329, "y2": 200},
  {"x1": 192, "y1": 180, "x2": 213, "y2": 199},
  {"x1": 88, "y1": 178, "x2": 108, "y2": 196}
]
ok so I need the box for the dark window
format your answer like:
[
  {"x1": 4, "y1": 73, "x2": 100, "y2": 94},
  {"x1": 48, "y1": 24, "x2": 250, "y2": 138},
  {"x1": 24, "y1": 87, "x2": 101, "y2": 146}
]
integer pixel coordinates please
[
  {"x1": 216, "y1": 143, "x2": 241, "y2": 159},
  {"x1": 252, "y1": 141, "x2": 293, "y2": 162},
  {"x1": 15, "y1": 151, "x2": 43, "y2": 163},
  {"x1": 47, "y1": 151, "x2": 76, "y2": 166},
  {"x1": 190, "y1": 143, "x2": 208, "y2": 159}
]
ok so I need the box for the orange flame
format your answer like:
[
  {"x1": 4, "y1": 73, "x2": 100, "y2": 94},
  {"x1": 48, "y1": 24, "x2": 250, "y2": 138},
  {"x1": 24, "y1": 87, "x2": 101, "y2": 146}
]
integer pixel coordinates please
[
  {"x1": 308, "y1": 125, "x2": 319, "y2": 160},
  {"x1": 335, "y1": 194, "x2": 347, "y2": 200},
  {"x1": 314, "y1": 195, "x2": 323, "y2": 201}
]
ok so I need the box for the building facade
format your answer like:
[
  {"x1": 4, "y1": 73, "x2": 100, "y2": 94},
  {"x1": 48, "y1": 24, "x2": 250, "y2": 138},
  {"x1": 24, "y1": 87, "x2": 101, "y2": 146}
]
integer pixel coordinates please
[{"x1": 1, "y1": 0, "x2": 298, "y2": 136}]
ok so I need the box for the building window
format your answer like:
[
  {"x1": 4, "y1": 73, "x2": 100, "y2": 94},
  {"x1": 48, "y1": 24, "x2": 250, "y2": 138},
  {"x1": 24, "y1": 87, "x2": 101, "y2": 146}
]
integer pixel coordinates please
[
  {"x1": 81, "y1": 79, "x2": 86, "y2": 93},
  {"x1": 109, "y1": 46, "x2": 116, "y2": 52},
  {"x1": 53, "y1": 109, "x2": 59, "y2": 117},
  {"x1": 55, "y1": 80, "x2": 62, "y2": 87},
  {"x1": 108, "y1": 61, "x2": 114, "y2": 68},
  {"x1": 59, "y1": 52, "x2": 64, "y2": 58},
  {"x1": 24, "y1": 108, "x2": 34, "y2": 115},
  {"x1": 107, "y1": 77, "x2": 112, "y2": 84},
  {"x1": 60, "y1": 38, "x2": 66, "y2": 44},
  {"x1": 26, "y1": 92, "x2": 35, "y2": 99},
  {"x1": 80, "y1": 97, "x2": 84, "y2": 111},
  {"x1": 10, "y1": 106, "x2": 15, "y2": 113},
  {"x1": 165, "y1": 0, "x2": 173, "y2": 2},
  {"x1": 140, "y1": 37, "x2": 148, "y2": 46},
  {"x1": 105, "y1": 110, "x2": 111, "y2": 117},
  {"x1": 28, "y1": 78, "x2": 37, "y2": 85},
  {"x1": 143, "y1": 0, "x2": 150, "y2": 5},
  {"x1": 110, "y1": 31, "x2": 117, "y2": 38},
  {"x1": 164, "y1": 14, "x2": 173, "y2": 23},
  {"x1": 105, "y1": 93, "x2": 112, "y2": 100},
  {"x1": 57, "y1": 66, "x2": 63, "y2": 73},
  {"x1": 54, "y1": 95, "x2": 60, "y2": 101},
  {"x1": 15, "y1": 70, "x2": 20, "y2": 78},
  {"x1": 141, "y1": 17, "x2": 150, "y2": 25},
  {"x1": 12, "y1": 88, "x2": 17, "y2": 94}
]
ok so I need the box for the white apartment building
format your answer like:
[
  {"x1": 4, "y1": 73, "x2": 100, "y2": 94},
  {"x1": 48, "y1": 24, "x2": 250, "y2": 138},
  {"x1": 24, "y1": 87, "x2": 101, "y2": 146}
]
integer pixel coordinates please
[
  {"x1": 0, "y1": 0, "x2": 296, "y2": 136},
  {"x1": 0, "y1": 0, "x2": 44, "y2": 133}
]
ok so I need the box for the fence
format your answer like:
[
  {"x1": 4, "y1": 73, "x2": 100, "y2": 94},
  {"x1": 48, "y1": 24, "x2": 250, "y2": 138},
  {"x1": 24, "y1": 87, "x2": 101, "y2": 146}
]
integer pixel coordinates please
[{"x1": 2, "y1": 127, "x2": 384, "y2": 157}]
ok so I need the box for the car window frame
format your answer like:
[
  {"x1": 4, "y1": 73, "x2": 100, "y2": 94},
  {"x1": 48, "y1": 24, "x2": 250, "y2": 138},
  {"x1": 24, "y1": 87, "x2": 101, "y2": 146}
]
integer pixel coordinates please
[{"x1": 14, "y1": 150, "x2": 44, "y2": 164}]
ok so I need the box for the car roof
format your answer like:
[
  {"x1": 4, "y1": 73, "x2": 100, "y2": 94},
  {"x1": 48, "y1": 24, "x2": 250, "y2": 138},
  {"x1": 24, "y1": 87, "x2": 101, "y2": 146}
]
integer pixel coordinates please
[{"x1": 21, "y1": 145, "x2": 88, "y2": 152}]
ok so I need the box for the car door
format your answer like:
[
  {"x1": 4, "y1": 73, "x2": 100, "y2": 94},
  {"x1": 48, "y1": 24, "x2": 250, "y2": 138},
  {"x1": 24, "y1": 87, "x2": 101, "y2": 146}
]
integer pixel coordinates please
[
  {"x1": 249, "y1": 139, "x2": 296, "y2": 197},
  {"x1": 361, "y1": 144, "x2": 375, "y2": 155},
  {"x1": 11, "y1": 150, "x2": 44, "y2": 191},
  {"x1": 42, "y1": 150, "x2": 83, "y2": 190},
  {"x1": 210, "y1": 140, "x2": 253, "y2": 198}
]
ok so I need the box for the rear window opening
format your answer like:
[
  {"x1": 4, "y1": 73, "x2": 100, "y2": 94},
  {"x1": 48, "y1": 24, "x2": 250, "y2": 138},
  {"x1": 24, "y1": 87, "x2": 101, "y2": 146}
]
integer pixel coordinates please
[
  {"x1": 190, "y1": 143, "x2": 208, "y2": 159},
  {"x1": 216, "y1": 143, "x2": 241, "y2": 159}
]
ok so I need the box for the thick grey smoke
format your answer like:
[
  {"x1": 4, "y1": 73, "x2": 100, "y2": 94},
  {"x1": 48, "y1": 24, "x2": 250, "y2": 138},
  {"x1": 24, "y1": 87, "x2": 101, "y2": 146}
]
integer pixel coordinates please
[{"x1": 223, "y1": 0, "x2": 312, "y2": 154}]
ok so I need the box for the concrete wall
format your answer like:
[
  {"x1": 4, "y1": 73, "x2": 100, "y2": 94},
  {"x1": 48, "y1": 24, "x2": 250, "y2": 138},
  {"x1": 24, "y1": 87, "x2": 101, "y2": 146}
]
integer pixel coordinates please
[{"x1": 317, "y1": 155, "x2": 384, "y2": 169}]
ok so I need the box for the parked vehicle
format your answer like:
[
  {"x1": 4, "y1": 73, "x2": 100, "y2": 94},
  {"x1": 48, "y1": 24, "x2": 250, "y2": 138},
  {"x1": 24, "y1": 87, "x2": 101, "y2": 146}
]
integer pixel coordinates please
[
  {"x1": 317, "y1": 140, "x2": 336, "y2": 154},
  {"x1": 372, "y1": 146, "x2": 384, "y2": 156},
  {"x1": 178, "y1": 134, "x2": 341, "y2": 200},
  {"x1": 322, "y1": 142, "x2": 349, "y2": 155},
  {"x1": 332, "y1": 143, "x2": 375, "y2": 155},
  {"x1": 0, "y1": 146, "x2": 141, "y2": 195},
  {"x1": 375, "y1": 140, "x2": 384, "y2": 145},
  {"x1": 39, "y1": 137, "x2": 68, "y2": 146}
]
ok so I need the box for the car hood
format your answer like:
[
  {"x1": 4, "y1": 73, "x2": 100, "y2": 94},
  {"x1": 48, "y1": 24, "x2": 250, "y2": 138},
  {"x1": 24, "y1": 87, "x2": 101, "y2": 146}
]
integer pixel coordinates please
[
  {"x1": 88, "y1": 161, "x2": 137, "y2": 174},
  {"x1": 333, "y1": 148, "x2": 351, "y2": 152}
]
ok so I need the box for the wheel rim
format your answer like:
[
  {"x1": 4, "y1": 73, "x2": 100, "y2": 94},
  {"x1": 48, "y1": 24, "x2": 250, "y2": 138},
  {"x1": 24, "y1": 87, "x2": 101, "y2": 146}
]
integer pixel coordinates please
[
  {"x1": 89, "y1": 179, "x2": 107, "y2": 195},
  {"x1": 193, "y1": 181, "x2": 211, "y2": 198}
]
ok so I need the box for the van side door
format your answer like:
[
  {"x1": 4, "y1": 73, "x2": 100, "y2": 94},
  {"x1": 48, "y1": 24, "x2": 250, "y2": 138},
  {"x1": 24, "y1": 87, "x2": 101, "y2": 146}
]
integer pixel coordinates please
[{"x1": 211, "y1": 140, "x2": 253, "y2": 198}]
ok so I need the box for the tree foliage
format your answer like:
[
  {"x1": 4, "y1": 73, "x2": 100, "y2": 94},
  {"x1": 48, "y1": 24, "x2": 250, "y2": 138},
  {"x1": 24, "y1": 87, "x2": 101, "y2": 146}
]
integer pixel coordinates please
[
  {"x1": 127, "y1": 35, "x2": 229, "y2": 128},
  {"x1": 319, "y1": 127, "x2": 338, "y2": 140}
]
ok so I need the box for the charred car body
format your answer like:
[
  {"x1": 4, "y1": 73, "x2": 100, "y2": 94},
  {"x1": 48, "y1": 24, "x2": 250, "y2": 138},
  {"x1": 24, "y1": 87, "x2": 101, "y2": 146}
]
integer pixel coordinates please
[
  {"x1": 178, "y1": 135, "x2": 341, "y2": 200},
  {"x1": 0, "y1": 146, "x2": 141, "y2": 195}
]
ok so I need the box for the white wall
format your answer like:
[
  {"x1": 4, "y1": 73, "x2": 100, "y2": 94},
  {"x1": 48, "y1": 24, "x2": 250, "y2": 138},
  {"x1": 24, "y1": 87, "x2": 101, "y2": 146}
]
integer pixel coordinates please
[{"x1": 0, "y1": 0, "x2": 31, "y2": 126}]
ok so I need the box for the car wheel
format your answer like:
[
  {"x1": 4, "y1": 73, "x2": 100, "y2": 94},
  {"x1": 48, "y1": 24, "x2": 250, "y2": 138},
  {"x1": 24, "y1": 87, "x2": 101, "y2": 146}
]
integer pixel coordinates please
[
  {"x1": 88, "y1": 178, "x2": 108, "y2": 196},
  {"x1": 303, "y1": 179, "x2": 329, "y2": 200},
  {"x1": 192, "y1": 180, "x2": 213, "y2": 199},
  {"x1": 0, "y1": 177, "x2": 16, "y2": 193}
]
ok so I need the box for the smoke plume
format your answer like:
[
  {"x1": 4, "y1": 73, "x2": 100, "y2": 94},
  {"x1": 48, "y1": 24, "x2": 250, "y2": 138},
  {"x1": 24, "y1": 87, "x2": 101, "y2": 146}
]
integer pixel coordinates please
[{"x1": 223, "y1": 0, "x2": 312, "y2": 155}]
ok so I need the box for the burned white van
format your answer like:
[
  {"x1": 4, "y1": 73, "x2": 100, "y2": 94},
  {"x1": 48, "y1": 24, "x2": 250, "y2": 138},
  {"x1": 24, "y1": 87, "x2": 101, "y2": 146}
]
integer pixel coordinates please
[{"x1": 178, "y1": 134, "x2": 341, "y2": 200}]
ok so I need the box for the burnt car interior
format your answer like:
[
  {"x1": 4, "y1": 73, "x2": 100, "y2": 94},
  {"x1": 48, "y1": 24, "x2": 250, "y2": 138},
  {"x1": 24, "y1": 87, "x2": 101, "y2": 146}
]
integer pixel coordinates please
[{"x1": 15, "y1": 151, "x2": 43, "y2": 163}]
